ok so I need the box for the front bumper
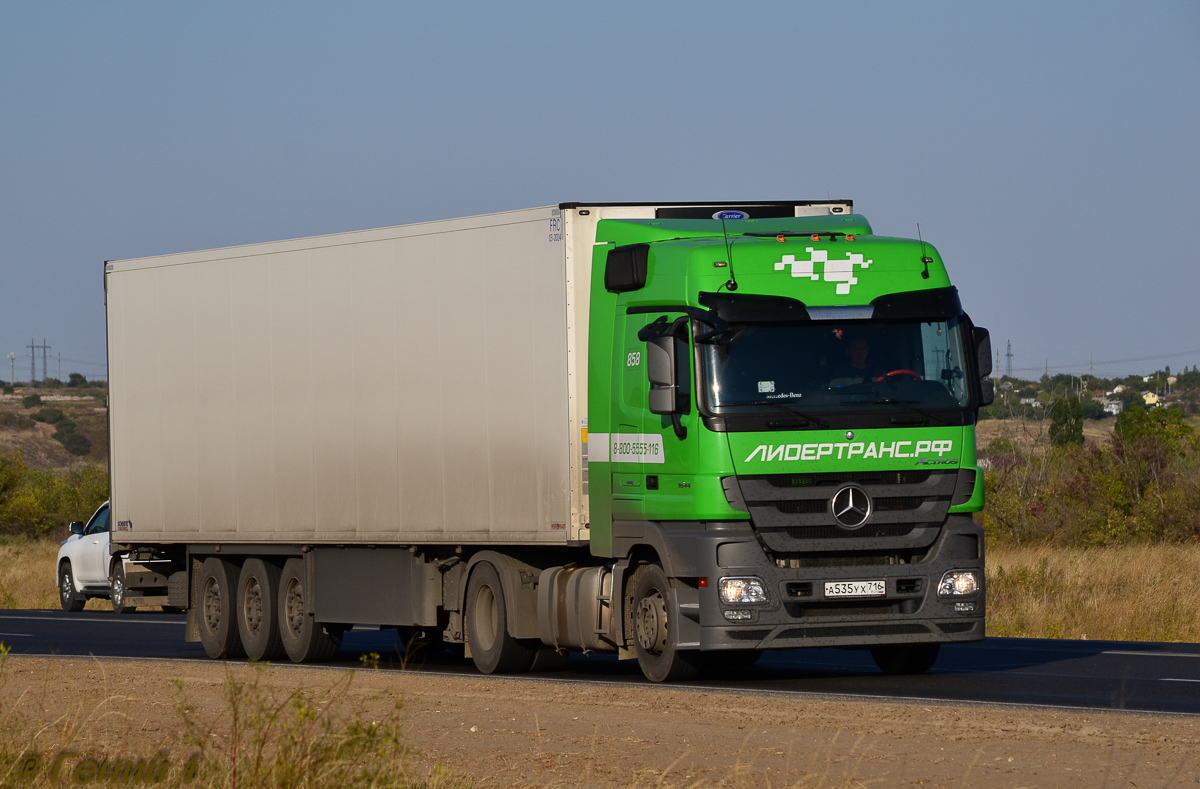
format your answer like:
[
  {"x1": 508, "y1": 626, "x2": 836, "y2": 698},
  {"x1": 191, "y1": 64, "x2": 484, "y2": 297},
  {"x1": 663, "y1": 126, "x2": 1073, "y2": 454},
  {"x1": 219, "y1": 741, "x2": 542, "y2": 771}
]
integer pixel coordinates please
[{"x1": 630, "y1": 514, "x2": 985, "y2": 651}]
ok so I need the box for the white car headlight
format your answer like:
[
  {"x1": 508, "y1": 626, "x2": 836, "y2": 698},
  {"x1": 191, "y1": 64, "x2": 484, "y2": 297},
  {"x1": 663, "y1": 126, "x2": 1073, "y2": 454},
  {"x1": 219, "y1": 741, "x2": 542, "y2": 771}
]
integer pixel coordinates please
[
  {"x1": 938, "y1": 570, "x2": 980, "y2": 597},
  {"x1": 719, "y1": 577, "x2": 768, "y2": 604}
]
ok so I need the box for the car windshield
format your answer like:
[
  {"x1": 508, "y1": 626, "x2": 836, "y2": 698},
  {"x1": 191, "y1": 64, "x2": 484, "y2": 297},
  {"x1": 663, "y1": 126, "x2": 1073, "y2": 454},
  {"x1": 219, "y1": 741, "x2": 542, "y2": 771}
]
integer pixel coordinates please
[{"x1": 701, "y1": 318, "x2": 971, "y2": 414}]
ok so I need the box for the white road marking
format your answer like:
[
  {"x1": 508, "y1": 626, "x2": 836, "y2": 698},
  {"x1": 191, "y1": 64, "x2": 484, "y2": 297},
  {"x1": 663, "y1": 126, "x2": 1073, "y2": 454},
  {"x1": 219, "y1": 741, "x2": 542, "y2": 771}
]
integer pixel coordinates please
[
  {"x1": 0, "y1": 632, "x2": 32, "y2": 637},
  {"x1": 1162, "y1": 678, "x2": 1200, "y2": 683},
  {"x1": 0, "y1": 615, "x2": 183, "y2": 625},
  {"x1": 1104, "y1": 650, "x2": 1200, "y2": 659}
]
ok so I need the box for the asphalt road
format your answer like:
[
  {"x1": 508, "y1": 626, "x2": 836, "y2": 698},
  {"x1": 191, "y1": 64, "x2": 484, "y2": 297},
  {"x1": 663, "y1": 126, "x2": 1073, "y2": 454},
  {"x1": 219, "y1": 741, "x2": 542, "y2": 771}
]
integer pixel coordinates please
[{"x1": 3, "y1": 609, "x2": 1197, "y2": 715}]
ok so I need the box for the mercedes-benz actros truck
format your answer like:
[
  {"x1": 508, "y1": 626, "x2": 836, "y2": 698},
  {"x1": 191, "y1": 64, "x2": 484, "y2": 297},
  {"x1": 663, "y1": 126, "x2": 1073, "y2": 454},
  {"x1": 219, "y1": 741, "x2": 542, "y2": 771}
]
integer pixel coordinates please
[{"x1": 98, "y1": 201, "x2": 992, "y2": 681}]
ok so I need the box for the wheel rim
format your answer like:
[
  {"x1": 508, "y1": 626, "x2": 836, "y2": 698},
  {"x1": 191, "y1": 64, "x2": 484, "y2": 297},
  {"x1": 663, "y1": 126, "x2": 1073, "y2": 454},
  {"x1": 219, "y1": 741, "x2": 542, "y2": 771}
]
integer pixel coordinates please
[
  {"x1": 112, "y1": 577, "x2": 124, "y2": 606},
  {"x1": 243, "y1": 577, "x2": 263, "y2": 637},
  {"x1": 473, "y1": 584, "x2": 498, "y2": 652},
  {"x1": 60, "y1": 570, "x2": 72, "y2": 602},
  {"x1": 202, "y1": 576, "x2": 221, "y2": 632},
  {"x1": 284, "y1": 577, "x2": 305, "y2": 638},
  {"x1": 635, "y1": 589, "x2": 668, "y2": 655}
]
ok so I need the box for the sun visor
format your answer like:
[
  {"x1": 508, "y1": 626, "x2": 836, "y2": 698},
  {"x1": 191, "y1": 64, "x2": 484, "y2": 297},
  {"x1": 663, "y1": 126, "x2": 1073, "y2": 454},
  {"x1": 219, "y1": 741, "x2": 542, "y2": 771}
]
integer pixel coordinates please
[
  {"x1": 869, "y1": 287, "x2": 962, "y2": 320},
  {"x1": 697, "y1": 291, "x2": 809, "y2": 322}
]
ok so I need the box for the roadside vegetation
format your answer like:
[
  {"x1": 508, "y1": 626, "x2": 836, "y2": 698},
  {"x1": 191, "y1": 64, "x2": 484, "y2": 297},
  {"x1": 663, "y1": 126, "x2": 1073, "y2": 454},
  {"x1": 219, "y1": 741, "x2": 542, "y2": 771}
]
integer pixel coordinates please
[{"x1": 0, "y1": 655, "x2": 466, "y2": 788}]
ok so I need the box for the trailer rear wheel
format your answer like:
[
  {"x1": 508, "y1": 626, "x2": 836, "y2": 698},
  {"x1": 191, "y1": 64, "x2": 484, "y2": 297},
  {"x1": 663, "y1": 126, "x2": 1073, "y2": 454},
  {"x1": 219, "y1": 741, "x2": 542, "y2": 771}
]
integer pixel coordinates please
[
  {"x1": 278, "y1": 558, "x2": 342, "y2": 663},
  {"x1": 237, "y1": 559, "x2": 286, "y2": 661},
  {"x1": 870, "y1": 643, "x2": 941, "y2": 675},
  {"x1": 197, "y1": 558, "x2": 246, "y2": 659},
  {"x1": 465, "y1": 562, "x2": 534, "y2": 674},
  {"x1": 632, "y1": 564, "x2": 701, "y2": 682}
]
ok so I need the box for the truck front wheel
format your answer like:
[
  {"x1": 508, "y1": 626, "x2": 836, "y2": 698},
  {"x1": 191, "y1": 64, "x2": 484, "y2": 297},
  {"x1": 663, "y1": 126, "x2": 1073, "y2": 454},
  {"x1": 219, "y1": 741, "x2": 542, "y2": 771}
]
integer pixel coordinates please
[
  {"x1": 632, "y1": 564, "x2": 700, "y2": 682},
  {"x1": 278, "y1": 558, "x2": 341, "y2": 663},
  {"x1": 237, "y1": 559, "x2": 286, "y2": 661},
  {"x1": 110, "y1": 564, "x2": 136, "y2": 615},
  {"x1": 465, "y1": 562, "x2": 534, "y2": 674},
  {"x1": 870, "y1": 643, "x2": 941, "y2": 675},
  {"x1": 197, "y1": 558, "x2": 246, "y2": 659}
]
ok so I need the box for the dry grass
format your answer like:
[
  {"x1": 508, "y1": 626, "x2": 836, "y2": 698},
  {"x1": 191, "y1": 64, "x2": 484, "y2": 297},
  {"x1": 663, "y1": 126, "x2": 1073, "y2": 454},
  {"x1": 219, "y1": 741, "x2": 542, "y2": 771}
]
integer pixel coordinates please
[
  {"x1": 0, "y1": 537, "x2": 109, "y2": 611},
  {"x1": 0, "y1": 656, "x2": 466, "y2": 788},
  {"x1": 987, "y1": 543, "x2": 1200, "y2": 641}
]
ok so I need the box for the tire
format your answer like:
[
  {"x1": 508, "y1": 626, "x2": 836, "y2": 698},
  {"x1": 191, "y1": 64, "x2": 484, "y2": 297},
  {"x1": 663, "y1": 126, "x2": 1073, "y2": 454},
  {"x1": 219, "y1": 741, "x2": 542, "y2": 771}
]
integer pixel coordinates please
[
  {"x1": 197, "y1": 557, "x2": 246, "y2": 659},
  {"x1": 58, "y1": 562, "x2": 85, "y2": 612},
  {"x1": 631, "y1": 563, "x2": 701, "y2": 682},
  {"x1": 465, "y1": 562, "x2": 534, "y2": 674},
  {"x1": 110, "y1": 564, "x2": 136, "y2": 614},
  {"x1": 237, "y1": 559, "x2": 286, "y2": 661},
  {"x1": 277, "y1": 558, "x2": 342, "y2": 663},
  {"x1": 870, "y1": 643, "x2": 941, "y2": 675}
]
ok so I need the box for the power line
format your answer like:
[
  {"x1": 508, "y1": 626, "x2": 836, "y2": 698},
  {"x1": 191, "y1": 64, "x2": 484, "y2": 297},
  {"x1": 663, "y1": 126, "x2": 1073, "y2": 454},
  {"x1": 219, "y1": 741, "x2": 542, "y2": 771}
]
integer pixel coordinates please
[{"x1": 1010, "y1": 347, "x2": 1200, "y2": 375}]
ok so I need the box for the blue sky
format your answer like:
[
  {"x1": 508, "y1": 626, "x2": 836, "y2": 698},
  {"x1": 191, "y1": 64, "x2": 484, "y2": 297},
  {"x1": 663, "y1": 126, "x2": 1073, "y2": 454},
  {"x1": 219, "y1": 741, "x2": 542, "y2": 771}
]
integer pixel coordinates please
[{"x1": 1, "y1": 1, "x2": 1197, "y2": 382}]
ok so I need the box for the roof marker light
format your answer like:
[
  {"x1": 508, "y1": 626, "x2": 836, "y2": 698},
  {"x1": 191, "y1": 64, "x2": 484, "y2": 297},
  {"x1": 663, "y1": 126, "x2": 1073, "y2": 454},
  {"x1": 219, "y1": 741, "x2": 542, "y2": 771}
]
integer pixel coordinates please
[
  {"x1": 811, "y1": 234, "x2": 820, "y2": 241},
  {"x1": 777, "y1": 235, "x2": 786, "y2": 243},
  {"x1": 846, "y1": 234, "x2": 855, "y2": 241}
]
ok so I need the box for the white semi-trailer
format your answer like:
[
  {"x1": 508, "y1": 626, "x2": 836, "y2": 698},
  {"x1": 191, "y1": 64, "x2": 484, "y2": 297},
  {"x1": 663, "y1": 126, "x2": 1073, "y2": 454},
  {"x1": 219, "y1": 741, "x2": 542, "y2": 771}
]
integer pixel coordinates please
[{"x1": 99, "y1": 202, "x2": 989, "y2": 681}]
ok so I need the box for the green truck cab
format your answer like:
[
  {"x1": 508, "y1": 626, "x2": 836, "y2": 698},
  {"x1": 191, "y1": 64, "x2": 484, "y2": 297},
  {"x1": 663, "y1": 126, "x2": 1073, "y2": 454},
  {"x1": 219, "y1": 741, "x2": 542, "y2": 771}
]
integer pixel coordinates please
[{"x1": 587, "y1": 213, "x2": 991, "y2": 680}]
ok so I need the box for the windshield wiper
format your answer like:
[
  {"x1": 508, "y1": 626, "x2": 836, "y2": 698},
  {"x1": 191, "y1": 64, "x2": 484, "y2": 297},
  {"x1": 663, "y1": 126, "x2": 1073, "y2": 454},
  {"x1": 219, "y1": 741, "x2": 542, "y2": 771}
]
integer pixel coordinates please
[
  {"x1": 872, "y1": 399, "x2": 951, "y2": 426},
  {"x1": 729, "y1": 401, "x2": 830, "y2": 428}
]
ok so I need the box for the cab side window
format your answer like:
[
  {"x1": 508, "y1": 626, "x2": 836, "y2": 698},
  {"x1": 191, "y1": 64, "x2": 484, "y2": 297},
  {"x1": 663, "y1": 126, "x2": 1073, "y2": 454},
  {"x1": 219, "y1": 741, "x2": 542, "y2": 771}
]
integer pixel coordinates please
[{"x1": 84, "y1": 506, "x2": 110, "y2": 535}]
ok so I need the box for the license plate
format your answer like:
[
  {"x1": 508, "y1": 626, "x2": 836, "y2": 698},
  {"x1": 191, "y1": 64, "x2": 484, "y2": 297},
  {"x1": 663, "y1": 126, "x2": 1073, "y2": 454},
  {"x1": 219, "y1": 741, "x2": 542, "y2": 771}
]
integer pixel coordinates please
[{"x1": 824, "y1": 580, "x2": 886, "y2": 598}]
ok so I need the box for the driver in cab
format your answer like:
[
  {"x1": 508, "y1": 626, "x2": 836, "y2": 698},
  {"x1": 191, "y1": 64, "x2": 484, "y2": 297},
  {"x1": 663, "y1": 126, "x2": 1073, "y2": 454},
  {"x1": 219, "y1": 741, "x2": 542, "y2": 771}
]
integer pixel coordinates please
[{"x1": 829, "y1": 336, "x2": 879, "y2": 387}]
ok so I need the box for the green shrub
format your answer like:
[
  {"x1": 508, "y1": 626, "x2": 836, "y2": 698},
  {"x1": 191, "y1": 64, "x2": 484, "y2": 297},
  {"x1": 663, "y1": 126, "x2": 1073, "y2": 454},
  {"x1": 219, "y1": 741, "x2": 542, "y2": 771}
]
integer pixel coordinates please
[
  {"x1": 58, "y1": 432, "x2": 92, "y2": 456},
  {"x1": 29, "y1": 408, "x2": 64, "y2": 424},
  {"x1": 66, "y1": 372, "x2": 88, "y2": 388},
  {"x1": 19, "y1": 394, "x2": 41, "y2": 409},
  {"x1": 0, "y1": 452, "x2": 108, "y2": 536},
  {"x1": 1049, "y1": 397, "x2": 1083, "y2": 447},
  {"x1": 0, "y1": 413, "x2": 33, "y2": 430},
  {"x1": 980, "y1": 408, "x2": 1200, "y2": 546}
]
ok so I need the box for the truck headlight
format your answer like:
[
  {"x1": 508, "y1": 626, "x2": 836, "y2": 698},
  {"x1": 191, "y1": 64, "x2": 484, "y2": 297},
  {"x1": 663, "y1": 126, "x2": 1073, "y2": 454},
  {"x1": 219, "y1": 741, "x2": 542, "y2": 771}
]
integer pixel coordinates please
[
  {"x1": 719, "y1": 577, "x2": 768, "y2": 604},
  {"x1": 938, "y1": 570, "x2": 980, "y2": 597}
]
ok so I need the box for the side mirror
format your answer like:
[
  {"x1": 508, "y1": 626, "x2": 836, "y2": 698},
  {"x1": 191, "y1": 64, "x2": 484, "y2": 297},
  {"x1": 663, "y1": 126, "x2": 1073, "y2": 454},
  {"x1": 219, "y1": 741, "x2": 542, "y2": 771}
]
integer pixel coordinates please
[
  {"x1": 69, "y1": 521, "x2": 84, "y2": 535},
  {"x1": 973, "y1": 326, "x2": 992, "y2": 378},
  {"x1": 646, "y1": 335, "x2": 677, "y2": 414},
  {"x1": 979, "y1": 378, "x2": 995, "y2": 407}
]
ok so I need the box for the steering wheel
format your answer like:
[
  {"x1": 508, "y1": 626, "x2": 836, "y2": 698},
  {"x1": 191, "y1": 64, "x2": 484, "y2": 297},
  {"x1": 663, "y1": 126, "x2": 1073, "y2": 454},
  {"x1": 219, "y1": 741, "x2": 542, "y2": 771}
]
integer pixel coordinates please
[{"x1": 878, "y1": 369, "x2": 923, "y2": 381}]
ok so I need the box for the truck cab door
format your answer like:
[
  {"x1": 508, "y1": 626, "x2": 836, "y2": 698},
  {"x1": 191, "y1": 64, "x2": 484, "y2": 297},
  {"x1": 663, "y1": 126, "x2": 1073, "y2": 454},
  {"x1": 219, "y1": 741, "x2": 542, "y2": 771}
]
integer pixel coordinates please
[{"x1": 610, "y1": 314, "x2": 654, "y2": 518}]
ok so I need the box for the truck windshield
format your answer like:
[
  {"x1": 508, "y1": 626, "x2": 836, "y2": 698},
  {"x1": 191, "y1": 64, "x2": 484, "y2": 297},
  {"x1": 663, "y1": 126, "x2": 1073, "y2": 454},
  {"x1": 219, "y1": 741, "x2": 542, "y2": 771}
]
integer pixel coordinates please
[{"x1": 701, "y1": 318, "x2": 971, "y2": 414}]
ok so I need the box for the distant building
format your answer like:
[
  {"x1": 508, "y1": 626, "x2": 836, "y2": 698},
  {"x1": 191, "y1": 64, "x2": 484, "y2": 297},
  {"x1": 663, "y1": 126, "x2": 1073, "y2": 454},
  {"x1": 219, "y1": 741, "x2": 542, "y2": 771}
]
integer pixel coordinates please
[
  {"x1": 1102, "y1": 399, "x2": 1124, "y2": 415},
  {"x1": 1019, "y1": 397, "x2": 1045, "y2": 408},
  {"x1": 1142, "y1": 392, "x2": 1161, "y2": 406}
]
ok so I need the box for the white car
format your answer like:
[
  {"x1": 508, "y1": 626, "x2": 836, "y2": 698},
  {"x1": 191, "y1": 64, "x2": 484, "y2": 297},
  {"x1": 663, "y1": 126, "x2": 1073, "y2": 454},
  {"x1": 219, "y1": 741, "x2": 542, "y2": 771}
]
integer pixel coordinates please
[{"x1": 57, "y1": 501, "x2": 135, "y2": 613}]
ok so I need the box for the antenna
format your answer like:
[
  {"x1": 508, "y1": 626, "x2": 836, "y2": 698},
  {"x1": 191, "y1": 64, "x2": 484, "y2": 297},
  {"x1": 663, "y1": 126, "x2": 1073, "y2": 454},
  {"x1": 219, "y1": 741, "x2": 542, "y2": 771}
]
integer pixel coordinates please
[
  {"x1": 916, "y1": 224, "x2": 931, "y2": 279},
  {"x1": 719, "y1": 215, "x2": 739, "y2": 292}
]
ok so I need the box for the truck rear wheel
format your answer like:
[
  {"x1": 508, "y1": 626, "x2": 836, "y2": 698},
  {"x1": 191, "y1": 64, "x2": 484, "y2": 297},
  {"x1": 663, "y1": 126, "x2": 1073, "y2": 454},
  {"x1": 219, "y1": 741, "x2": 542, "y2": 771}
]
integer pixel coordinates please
[
  {"x1": 632, "y1": 564, "x2": 700, "y2": 682},
  {"x1": 870, "y1": 643, "x2": 941, "y2": 675},
  {"x1": 237, "y1": 559, "x2": 286, "y2": 661},
  {"x1": 465, "y1": 562, "x2": 534, "y2": 674},
  {"x1": 278, "y1": 558, "x2": 341, "y2": 663},
  {"x1": 197, "y1": 558, "x2": 246, "y2": 659}
]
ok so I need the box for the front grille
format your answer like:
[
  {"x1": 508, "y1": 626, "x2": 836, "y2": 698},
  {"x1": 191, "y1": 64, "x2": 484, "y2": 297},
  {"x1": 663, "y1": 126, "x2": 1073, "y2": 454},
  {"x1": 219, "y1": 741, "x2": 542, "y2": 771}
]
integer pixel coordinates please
[
  {"x1": 775, "y1": 500, "x2": 827, "y2": 515},
  {"x1": 874, "y1": 496, "x2": 924, "y2": 511},
  {"x1": 937, "y1": 621, "x2": 977, "y2": 634},
  {"x1": 735, "y1": 469, "x2": 957, "y2": 549},
  {"x1": 727, "y1": 629, "x2": 772, "y2": 641},
  {"x1": 786, "y1": 523, "x2": 916, "y2": 540},
  {"x1": 775, "y1": 623, "x2": 929, "y2": 640},
  {"x1": 773, "y1": 549, "x2": 924, "y2": 568},
  {"x1": 768, "y1": 470, "x2": 931, "y2": 488},
  {"x1": 800, "y1": 601, "x2": 897, "y2": 617}
]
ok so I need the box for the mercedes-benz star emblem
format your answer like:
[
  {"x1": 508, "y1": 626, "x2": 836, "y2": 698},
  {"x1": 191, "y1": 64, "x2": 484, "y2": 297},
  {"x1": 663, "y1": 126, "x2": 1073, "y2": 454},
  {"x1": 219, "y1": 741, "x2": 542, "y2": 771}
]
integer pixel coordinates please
[{"x1": 831, "y1": 485, "x2": 871, "y2": 530}]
